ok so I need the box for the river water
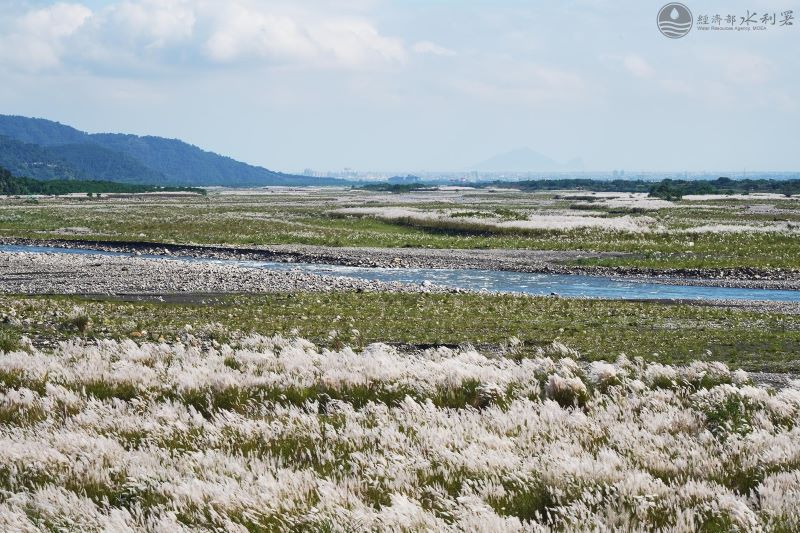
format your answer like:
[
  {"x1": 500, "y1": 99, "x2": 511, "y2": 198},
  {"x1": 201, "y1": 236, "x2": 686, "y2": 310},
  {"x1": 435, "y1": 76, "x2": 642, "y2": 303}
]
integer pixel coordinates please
[{"x1": 2, "y1": 244, "x2": 799, "y2": 302}]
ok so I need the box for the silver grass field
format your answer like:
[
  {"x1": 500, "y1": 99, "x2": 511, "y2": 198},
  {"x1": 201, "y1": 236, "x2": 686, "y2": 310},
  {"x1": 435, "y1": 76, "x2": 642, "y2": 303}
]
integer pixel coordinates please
[{"x1": 0, "y1": 330, "x2": 798, "y2": 531}]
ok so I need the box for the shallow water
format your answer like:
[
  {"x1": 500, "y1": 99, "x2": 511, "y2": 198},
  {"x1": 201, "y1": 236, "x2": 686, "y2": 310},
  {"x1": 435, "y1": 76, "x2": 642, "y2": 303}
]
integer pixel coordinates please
[{"x1": 3, "y1": 244, "x2": 800, "y2": 302}]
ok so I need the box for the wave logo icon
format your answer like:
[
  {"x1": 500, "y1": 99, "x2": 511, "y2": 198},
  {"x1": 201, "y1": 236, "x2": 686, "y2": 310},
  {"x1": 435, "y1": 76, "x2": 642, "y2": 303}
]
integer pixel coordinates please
[{"x1": 658, "y1": 3, "x2": 693, "y2": 38}]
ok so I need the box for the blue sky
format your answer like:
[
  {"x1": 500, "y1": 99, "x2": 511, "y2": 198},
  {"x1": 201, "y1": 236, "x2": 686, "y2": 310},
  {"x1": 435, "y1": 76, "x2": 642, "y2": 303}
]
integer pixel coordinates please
[{"x1": 0, "y1": 0, "x2": 797, "y2": 173}]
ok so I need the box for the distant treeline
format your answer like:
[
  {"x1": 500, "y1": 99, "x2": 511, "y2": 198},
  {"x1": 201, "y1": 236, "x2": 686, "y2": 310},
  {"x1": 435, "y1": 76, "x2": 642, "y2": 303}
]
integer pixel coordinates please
[
  {"x1": 0, "y1": 167, "x2": 205, "y2": 196},
  {"x1": 357, "y1": 177, "x2": 800, "y2": 199},
  {"x1": 647, "y1": 178, "x2": 800, "y2": 199},
  {"x1": 487, "y1": 177, "x2": 800, "y2": 199},
  {"x1": 358, "y1": 183, "x2": 432, "y2": 193}
]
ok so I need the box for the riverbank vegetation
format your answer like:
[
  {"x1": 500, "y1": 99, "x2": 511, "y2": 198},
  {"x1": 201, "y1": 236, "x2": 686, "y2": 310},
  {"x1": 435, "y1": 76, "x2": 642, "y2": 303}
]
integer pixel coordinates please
[
  {"x1": 0, "y1": 324, "x2": 797, "y2": 530},
  {"x1": 362, "y1": 177, "x2": 800, "y2": 199},
  {"x1": 503, "y1": 177, "x2": 800, "y2": 199},
  {"x1": 0, "y1": 187, "x2": 798, "y2": 270},
  {"x1": 0, "y1": 166, "x2": 205, "y2": 196},
  {"x1": 2, "y1": 292, "x2": 798, "y2": 372}
]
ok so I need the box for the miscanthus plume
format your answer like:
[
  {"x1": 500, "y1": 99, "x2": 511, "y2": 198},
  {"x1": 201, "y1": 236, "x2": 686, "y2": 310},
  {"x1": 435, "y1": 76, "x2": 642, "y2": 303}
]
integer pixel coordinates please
[{"x1": 0, "y1": 335, "x2": 797, "y2": 531}]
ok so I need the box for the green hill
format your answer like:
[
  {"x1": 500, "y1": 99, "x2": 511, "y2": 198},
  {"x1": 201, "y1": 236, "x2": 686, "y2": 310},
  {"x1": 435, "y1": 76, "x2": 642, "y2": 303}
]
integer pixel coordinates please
[
  {"x1": 89, "y1": 133, "x2": 340, "y2": 187},
  {"x1": 0, "y1": 115, "x2": 87, "y2": 145},
  {"x1": 0, "y1": 115, "x2": 346, "y2": 187},
  {"x1": 0, "y1": 136, "x2": 166, "y2": 184}
]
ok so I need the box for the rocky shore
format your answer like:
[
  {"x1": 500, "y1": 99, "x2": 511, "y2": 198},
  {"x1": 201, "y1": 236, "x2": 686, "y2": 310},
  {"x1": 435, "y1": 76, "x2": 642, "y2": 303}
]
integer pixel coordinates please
[
  {"x1": 0, "y1": 251, "x2": 452, "y2": 296},
  {"x1": 0, "y1": 246, "x2": 798, "y2": 315},
  {"x1": 2, "y1": 237, "x2": 800, "y2": 291}
]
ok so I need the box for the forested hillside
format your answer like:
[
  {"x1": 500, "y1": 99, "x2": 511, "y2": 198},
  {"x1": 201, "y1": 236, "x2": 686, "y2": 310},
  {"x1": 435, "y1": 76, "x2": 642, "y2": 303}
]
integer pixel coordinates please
[
  {"x1": 0, "y1": 136, "x2": 166, "y2": 184},
  {"x1": 0, "y1": 115, "x2": 345, "y2": 187}
]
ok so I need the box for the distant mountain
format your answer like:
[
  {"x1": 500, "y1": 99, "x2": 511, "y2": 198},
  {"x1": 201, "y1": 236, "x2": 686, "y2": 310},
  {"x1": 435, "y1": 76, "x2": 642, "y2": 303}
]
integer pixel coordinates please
[
  {"x1": 471, "y1": 147, "x2": 584, "y2": 172},
  {"x1": 0, "y1": 115, "x2": 346, "y2": 187},
  {"x1": 88, "y1": 133, "x2": 318, "y2": 187}
]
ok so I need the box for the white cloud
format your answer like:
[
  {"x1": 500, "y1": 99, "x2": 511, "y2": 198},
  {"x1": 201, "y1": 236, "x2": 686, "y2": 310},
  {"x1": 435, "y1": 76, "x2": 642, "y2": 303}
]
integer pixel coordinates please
[
  {"x1": 623, "y1": 54, "x2": 654, "y2": 78},
  {"x1": 659, "y1": 78, "x2": 693, "y2": 96},
  {"x1": 18, "y1": 2, "x2": 92, "y2": 40},
  {"x1": 0, "y1": 0, "x2": 406, "y2": 72},
  {"x1": 107, "y1": 0, "x2": 196, "y2": 48},
  {"x1": 655, "y1": 50, "x2": 781, "y2": 110},
  {"x1": 204, "y1": 2, "x2": 405, "y2": 68},
  {"x1": 715, "y1": 51, "x2": 773, "y2": 86},
  {"x1": 658, "y1": 78, "x2": 739, "y2": 108},
  {"x1": 203, "y1": 5, "x2": 318, "y2": 63},
  {"x1": 453, "y1": 58, "x2": 586, "y2": 105},
  {"x1": 412, "y1": 41, "x2": 456, "y2": 57},
  {"x1": 766, "y1": 90, "x2": 797, "y2": 112},
  {"x1": 0, "y1": 2, "x2": 92, "y2": 71}
]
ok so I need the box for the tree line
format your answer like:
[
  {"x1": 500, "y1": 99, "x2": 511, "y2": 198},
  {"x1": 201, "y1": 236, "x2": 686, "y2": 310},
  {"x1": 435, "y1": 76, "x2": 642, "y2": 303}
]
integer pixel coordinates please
[{"x1": 0, "y1": 166, "x2": 205, "y2": 196}]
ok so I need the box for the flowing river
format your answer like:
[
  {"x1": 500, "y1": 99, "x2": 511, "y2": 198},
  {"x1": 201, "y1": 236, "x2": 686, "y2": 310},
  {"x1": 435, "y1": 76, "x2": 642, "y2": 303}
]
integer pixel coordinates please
[{"x1": 2, "y1": 244, "x2": 799, "y2": 302}]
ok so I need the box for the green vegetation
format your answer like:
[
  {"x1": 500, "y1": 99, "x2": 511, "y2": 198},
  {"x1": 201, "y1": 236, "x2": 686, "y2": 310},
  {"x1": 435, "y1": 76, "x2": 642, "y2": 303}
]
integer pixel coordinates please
[
  {"x1": 0, "y1": 114, "x2": 347, "y2": 187},
  {"x1": 0, "y1": 188, "x2": 798, "y2": 270},
  {"x1": 0, "y1": 325, "x2": 21, "y2": 352},
  {"x1": 0, "y1": 135, "x2": 167, "y2": 184},
  {"x1": 648, "y1": 177, "x2": 800, "y2": 199},
  {"x1": 0, "y1": 166, "x2": 205, "y2": 196},
  {"x1": 485, "y1": 177, "x2": 800, "y2": 199},
  {"x1": 4, "y1": 292, "x2": 798, "y2": 371},
  {"x1": 358, "y1": 182, "x2": 433, "y2": 193},
  {"x1": 490, "y1": 178, "x2": 654, "y2": 193}
]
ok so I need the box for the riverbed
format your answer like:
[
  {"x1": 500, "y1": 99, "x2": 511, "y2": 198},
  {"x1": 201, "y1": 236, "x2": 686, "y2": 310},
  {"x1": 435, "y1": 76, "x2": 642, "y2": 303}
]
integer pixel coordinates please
[{"x1": 2, "y1": 244, "x2": 799, "y2": 304}]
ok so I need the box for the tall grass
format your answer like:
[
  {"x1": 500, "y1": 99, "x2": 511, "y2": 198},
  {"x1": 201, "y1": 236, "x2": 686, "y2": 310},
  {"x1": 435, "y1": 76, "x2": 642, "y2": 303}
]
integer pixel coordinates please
[
  {"x1": 0, "y1": 335, "x2": 797, "y2": 530},
  {"x1": 0, "y1": 326, "x2": 20, "y2": 353}
]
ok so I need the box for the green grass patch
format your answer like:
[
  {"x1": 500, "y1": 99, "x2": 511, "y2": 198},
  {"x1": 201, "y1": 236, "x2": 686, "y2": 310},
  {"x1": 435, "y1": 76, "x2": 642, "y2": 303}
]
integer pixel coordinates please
[
  {"x1": 3, "y1": 292, "x2": 798, "y2": 372},
  {"x1": 1, "y1": 192, "x2": 798, "y2": 269},
  {"x1": 0, "y1": 325, "x2": 21, "y2": 353}
]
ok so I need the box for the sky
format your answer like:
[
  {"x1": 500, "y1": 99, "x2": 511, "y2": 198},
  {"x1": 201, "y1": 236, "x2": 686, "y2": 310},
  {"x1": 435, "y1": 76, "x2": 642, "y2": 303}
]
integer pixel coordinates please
[{"x1": 0, "y1": 0, "x2": 798, "y2": 173}]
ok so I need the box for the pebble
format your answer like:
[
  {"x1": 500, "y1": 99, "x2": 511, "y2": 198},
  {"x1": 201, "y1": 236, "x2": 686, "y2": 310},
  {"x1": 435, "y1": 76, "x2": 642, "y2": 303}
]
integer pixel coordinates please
[
  {"x1": 0, "y1": 251, "x2": 452, "y2": 296},
  {"x1": 2, "y1": 238, "x2": 799, "y2": 294}
]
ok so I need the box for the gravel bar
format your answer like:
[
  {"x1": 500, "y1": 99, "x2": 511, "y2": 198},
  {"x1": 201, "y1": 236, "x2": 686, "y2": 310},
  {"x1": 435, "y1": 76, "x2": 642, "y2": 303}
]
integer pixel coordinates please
[
  {"x1": 1, "y1": 249, "x2": 799, "y2": 316},
  {"x1": 3, "y1": 237, "x2": 800, "y2": 290},
  {"x1": 0, "y1": 252, "x2": 453, "y2": 296}
]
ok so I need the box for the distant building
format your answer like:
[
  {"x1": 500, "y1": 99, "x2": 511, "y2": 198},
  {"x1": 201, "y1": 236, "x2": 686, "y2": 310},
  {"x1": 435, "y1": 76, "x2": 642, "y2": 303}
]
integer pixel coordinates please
[{"x1": 388, "y1": 175, "x2": 422, "y2": 184}]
